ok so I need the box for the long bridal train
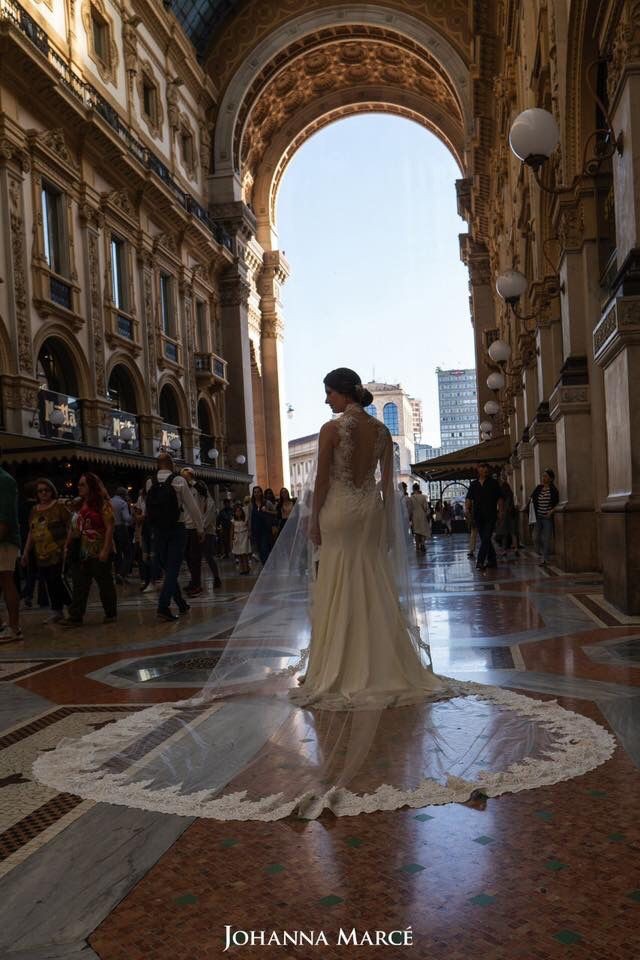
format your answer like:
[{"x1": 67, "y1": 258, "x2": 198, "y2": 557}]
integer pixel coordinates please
[{"x1": 33, "y1": 400, "x2": 616, "y2": 820}]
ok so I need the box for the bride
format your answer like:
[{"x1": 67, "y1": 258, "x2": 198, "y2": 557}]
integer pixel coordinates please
[
  {"x1": 31, "y1": 368, "x2": 615, "y2": 821},
  {"x1": 289, "y1": 367, "x2": 448, "y2": 710}
]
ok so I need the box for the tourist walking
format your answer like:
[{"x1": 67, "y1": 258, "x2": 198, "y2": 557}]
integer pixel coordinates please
[
  {"x1": 216, "y1": 496, "x2": 234, "y2": 558},
  {"x1": 249, "y1": 486, "x2": 273, "y2": 565},
  {"x1": 180, "y1": 468, "x2": 206, "y2": 597},
  {"x1": 0, "y1": 463, "x2": 22, "y2": 642},
  {"x1": 21, "y1": 478, "x2": 71, "y2": 623},
  {"x1": 407, "y1": 483, "x2": 430, "y2": 553},
  {"x1": 497, "y1": 475, "x2": 519, "y2": 559},
  {"x1": 111, "y1": 487, "x2": 133, "y2": 583},
  {"x1": 465, "y1": 463, "x2": 504, "y2": 570},
  {"x1": 232, "y1": 505, "x2": 251, "y2": 574},
  {"x1": 442, "y1": 502, "x2": 453, "y2": 535},
  {"x1": 62, "y1": 473, "x2": 117, "y2": 626},
  {"x1": 529, "y1": 468, "x2": 559, "y2": 565},
  {"x1": 146, "y1": 454, "x2": 203, "y2": 621},
  {"x1": 277, "y1": 488, "x2": 295, "y2": 536},
  {"x1": 202, "y1": 486, "x2": 222, "y2": 588}
]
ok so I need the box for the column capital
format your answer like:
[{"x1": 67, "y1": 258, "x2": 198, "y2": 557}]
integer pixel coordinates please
[{"x1": 594, "y1": 295, "x2": 640, "y2": 367}]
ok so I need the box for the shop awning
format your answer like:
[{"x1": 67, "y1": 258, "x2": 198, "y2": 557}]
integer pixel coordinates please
[
  {"x1": 412, "y1": 434, "x2": 512, "y2": 482},
  {"x1": 0, "y1": 434, "x2": 251, "y2": 485}
]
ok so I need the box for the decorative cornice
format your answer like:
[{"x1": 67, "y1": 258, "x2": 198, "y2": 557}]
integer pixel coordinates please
[{"x1": 594, "y1": 295, "x2": 640, "y2": 366}]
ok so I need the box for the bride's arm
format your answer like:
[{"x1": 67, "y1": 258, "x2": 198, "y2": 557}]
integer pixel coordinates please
[{"x1": 310, "y1": 422, "x2": 335, "y2": 545}]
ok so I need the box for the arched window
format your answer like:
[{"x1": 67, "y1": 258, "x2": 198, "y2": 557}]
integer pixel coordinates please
[
  {"x1": 197, "y1": 398, "x2": 212, "y2": 435},
  {"x1": 383, "y1": 402, "x2": 399, "y2": 435},
  {"x1": 36, "y1": 339, "x2": 82, "y2": 441},
  {"x1": 365, "y1": 403, "x2": 377, "y2": 418},
  {"x1": 107, "y1": 365, "x2": 137, "y2": 413},
  {"x1": 159, "y1": 385, "x2": 180, "y2": 425},
  {"x1": 37, "y1": 339, "x2": 79, "y2": 396}
]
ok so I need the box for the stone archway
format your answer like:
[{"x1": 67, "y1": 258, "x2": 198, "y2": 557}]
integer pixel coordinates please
[{"x1": 209, "y1": 3, "x2": 480, "y2": 490}]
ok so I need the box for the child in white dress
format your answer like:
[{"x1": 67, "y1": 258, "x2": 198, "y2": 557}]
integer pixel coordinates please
[{"x1": 232, "y1": 506, "x2": 251, "y2": 574}]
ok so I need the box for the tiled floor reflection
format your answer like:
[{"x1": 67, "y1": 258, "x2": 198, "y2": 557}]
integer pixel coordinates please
[{"x1": 1, "y1": 541, "x2": 640, "y2": 959}]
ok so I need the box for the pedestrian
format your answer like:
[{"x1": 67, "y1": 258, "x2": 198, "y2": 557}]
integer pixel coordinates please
[
  {"x1": 202, "y1": 485, "x2": 222, "y2": 588},
  {"x1": 146, "y1": 454, "x2": 203, "y2": 621},
  {"x1": 232, "y1": 505, "x2": 251, "y2": 574},
  {"x1": 277, "y1": 488, "x2": 296, "y2": 537},
  {"x1": 21, "y1": 478, "x2": 71, "y2": 623},
  {"x1": 216, "y1": 495, "x2": 234, "y2": 558},
  {"x1": 264, "y1": 488, "x2": 279, "y2": 545},
  {"x1": 465, "y1": 463, "x2": 505, "y2": 571},
  {"x1": 442, "y1": 502, "x2": 453, "y2": 535},
  {"x1": 407, "y1": 483, "x2": 430, "y2": 553},
  {"x1": 111, "y1": 486, "x2": 133, "y2": 584},
  {"x1": 62, "y1": 473, "x2": 117, "y2": 626},
  {"x1": 497, "y1": 475, "x2": 519, "y2": 559},
  {"x1": 0, "y1": 462, "x2": 22, "y2": 642},
  {"x1": 249, "y1": 486, "x2": 272, "y2": 565},
  {"x1": 528, "y1": 468, "x2": 560, "y2": 565},
  {"x1": 180, "y1": 467, "x2": 207, "y2": 597},
  {"x1": 18, "y1": 481, "x2": 48, "y2": 609}
]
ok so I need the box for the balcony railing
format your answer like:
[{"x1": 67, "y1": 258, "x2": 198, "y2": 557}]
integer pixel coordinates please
[
  {"x1": 195, "y1": 351, "x2": 228, "y2": 390},
  {"x1": 1, "y1": 0, "x2": 233, "y2": 252}
]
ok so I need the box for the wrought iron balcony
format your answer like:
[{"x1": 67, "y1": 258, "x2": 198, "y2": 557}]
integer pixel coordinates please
[
  {"x1": 195, "y1": 352, "x2": 228, "y2": 390},
  {"x1": 0, "y1": 0, "x2": 233, "y2": 252}
]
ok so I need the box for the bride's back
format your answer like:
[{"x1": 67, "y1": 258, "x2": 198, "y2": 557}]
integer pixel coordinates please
[{"x1": 333, "y1": 406, "x2": 388, "y2": 491}]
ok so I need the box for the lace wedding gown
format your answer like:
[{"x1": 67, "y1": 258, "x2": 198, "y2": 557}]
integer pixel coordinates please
[
  {"x1": 32, "y1": 406, "x2": 616, "y2": 820},
  {"x1": 290, "y1": 404, "x2": 448, "y2": 710}
]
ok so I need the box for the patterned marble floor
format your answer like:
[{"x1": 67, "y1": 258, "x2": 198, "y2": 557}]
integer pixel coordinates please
[{"x1": 1, "y1": 537, "x2": 639, "y2": 959}]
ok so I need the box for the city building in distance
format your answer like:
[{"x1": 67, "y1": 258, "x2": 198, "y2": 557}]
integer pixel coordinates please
[
  {"x1": 288, "y1": 433, "x2": 318, "y2": 500},
  {"x1": 437, "y1": 368, "x2": 479, "y2": 454}
]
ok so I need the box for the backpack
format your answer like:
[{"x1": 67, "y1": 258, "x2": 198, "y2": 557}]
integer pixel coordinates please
[{"x1": 145, "y1": 475, "x2": 180, "y2": 530}]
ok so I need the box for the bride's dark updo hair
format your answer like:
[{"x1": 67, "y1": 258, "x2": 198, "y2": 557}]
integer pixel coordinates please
[{"x1": 323, "y1": 368, "x2": 374, "y2": 408}]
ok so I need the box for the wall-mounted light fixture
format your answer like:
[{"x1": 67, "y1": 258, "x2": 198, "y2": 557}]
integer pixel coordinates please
[{"x1": 509, "y1": 66, "x2": 623, "y2": 195}]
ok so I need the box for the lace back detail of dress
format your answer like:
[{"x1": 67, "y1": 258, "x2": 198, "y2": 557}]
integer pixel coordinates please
[{"x1": 333, "y1": 406, "x2": 387, "y2": 492}]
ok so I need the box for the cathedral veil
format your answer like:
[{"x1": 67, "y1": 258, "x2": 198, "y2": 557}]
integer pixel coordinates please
[{"x1": 33, "y1": 430, "x2": 615, "y2": 821}]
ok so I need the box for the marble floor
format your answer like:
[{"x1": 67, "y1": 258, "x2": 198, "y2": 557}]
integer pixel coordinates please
[{"x1": 1, "y1": 537, "x2": 639, "y2": 959}]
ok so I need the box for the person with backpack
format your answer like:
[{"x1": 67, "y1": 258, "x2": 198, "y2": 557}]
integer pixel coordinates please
[{"x1": 145, "y1": 453, "x2": 204, "y2": 621}]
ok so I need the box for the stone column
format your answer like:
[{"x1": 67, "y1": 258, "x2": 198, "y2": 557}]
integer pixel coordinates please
[
  {"x1": 0, "y1": 146, "x2": 38, "y2": 435},
  {"x1": 592, "y1": 17, "x2": 640, "y2": 611},
  {"x1": 212, "y1": 202, "x2": 258, "y2": 480},
  {"x1": 219, "y1": 272, "x2": 256, "y2": 476},
  {"x1": 258, "y1": 250, "x2": 290, "y2": 491},
  {"x1": 547, "y1": 190, "x2": 602, "y2": 571},
  {"x1": 549, "y1": 360, "x2": 597, "y2": 570}
]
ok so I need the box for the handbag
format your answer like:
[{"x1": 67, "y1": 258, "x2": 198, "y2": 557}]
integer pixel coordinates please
[{"x1": 528, "y1": 499, "x2": 536, "y2": 525}]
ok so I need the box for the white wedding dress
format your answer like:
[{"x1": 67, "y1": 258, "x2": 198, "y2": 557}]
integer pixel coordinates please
[
  {"x1": 32, "y1": 405, "x2": 616, "y2": 820},
  {"x1": 290, "y1": 403, "x2": 447, "y2": 710}
]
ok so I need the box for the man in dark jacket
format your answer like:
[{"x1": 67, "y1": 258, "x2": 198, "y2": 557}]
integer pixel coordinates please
[
  {"x1": 465, "y1": 463, "x2": 504, "y2": 570},
  {"x1": 529, "y1": 469, "x2": 560, "y2": 565}
]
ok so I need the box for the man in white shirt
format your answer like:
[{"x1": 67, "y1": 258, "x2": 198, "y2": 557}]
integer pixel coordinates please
[
  {"x1": 111, "y1": 487, "x2": 133, "y2": 584},
  {"x1": 146, "y1": 454, "x2": 204, "y2": 621},
  {"x1": 180, "y1": 467, "x2": 206, "y2": 597}
]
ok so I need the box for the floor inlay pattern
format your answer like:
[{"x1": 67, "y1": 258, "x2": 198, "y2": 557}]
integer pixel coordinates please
[{"x1": 1, "y1": 542, "x2": 639, "y2": 957}]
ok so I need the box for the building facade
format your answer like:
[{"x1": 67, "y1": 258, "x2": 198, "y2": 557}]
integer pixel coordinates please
[
  {"x1": 288, "y1": 433, "x2": 318, "y2": 500},
  {"x1": 437, "y1": 369, "x2": 479, "y2": 455},
  {"x1": 1, "y1": 0, "x2": 640, "y2": 611},
  {"x1": 362, "y1": 382, "x2": 416, "y2": 489}
]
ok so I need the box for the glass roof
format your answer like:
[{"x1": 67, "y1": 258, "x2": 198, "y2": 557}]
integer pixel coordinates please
[{"x1": 169, "y1": 0, "x2": 241, "y2": 57}]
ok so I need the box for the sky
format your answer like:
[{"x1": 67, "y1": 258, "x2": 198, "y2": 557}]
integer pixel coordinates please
[{"x1": 276, "y1": 114, "x2": 475, "y2": 447}]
